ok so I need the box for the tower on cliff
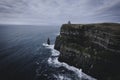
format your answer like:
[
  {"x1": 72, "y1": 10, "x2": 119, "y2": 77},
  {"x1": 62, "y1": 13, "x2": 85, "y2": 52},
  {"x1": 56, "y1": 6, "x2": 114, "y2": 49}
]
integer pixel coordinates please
[{"x1": 68, "y1": 21, "x2": 71, "y2": 24}]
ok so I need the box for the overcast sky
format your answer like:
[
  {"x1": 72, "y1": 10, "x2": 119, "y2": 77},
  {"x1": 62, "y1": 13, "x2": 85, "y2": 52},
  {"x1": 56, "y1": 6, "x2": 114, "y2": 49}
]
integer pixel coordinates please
[{"x1": 0, "y1": 0, "x2": 120, "y2": 25}]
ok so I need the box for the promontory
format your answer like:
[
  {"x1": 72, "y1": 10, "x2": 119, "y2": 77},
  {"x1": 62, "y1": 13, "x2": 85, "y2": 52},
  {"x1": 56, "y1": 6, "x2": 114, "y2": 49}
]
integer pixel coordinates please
[{"x1": 54, "y1": 23, "x2": 120, "y2": 80}]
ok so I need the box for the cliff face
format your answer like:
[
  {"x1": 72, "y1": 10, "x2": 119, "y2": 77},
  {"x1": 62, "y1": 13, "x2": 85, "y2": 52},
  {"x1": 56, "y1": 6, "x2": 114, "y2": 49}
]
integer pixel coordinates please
[{"x1": 54, "y1": 23, "x2": 120, "y2": 80}]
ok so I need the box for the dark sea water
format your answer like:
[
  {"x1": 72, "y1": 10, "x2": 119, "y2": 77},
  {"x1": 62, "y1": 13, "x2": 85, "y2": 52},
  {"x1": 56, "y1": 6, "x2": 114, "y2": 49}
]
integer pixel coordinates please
[{"x1": 0, "y1": 25, "x2": 96, "y2": 80}]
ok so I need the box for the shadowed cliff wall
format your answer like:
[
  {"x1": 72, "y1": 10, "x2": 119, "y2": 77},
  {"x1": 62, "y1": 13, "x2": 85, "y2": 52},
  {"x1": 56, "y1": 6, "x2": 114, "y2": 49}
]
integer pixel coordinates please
[{"x1": 54, "y1": 23, "x2": 120, "y2": 80}]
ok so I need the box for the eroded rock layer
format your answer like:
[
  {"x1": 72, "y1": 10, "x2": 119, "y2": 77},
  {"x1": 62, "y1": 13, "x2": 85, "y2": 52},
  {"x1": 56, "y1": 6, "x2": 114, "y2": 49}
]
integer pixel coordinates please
[{"x1": 54, "y1": 23, "x2": 120, "y2": 80}]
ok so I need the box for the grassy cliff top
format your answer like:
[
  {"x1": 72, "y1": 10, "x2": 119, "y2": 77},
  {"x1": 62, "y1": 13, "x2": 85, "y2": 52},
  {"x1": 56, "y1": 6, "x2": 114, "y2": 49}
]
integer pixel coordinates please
[{"x1": 61, "y1": 23, "x2": 120, "y2": 31}]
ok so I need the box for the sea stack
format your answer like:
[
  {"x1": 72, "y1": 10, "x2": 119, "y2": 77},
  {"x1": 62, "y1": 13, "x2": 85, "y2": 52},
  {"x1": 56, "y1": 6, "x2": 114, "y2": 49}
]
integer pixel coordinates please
[
  {"x1": 54, "y1": 23, "x2": 120, "y2": 80},
  {"x1": 47, "y1": 38, "x2": 50, "y2": 45}
]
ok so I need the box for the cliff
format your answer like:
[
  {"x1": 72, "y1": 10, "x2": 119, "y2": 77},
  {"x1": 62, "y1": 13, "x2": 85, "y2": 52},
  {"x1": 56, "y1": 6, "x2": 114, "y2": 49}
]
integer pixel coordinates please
[{"x1": 54, "y1": 23, "x2": 120, "y2": 80}]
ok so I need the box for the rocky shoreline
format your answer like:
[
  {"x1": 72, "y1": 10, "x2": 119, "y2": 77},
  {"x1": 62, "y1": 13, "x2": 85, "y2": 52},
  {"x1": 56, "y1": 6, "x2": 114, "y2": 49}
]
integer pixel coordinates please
[{"x1": 54, "y1": 23, "x2": 120, "y2": 80}]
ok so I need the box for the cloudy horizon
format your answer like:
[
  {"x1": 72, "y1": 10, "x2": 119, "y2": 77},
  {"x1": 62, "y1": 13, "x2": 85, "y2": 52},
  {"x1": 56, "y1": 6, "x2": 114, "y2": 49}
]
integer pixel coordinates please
[{"x1": 0, "y1": 0, "x2": 120, "y2": 25}]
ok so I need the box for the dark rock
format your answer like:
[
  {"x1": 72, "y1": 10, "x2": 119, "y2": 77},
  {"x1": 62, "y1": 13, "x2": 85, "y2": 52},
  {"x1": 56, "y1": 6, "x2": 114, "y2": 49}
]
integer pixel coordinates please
[
  {"x1": 47, "y1": 38, "x2": 50, "y2": 45},
  {"x1": 54, "y1": 23, "x2": 120, "y2": 80}
]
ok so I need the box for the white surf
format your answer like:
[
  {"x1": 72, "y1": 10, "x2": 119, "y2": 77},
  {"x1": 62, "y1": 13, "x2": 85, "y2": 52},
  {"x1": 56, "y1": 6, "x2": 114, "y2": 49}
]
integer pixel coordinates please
[{"x1": 43, "y1": 43, "x2": 96, "y2": 80}]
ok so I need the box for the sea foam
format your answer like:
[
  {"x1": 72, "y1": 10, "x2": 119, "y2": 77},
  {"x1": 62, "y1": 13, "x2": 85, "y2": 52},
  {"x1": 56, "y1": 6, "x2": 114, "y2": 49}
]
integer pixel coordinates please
[{"x1": 43, "y1": 43, "x2": 96, "y2": 80}]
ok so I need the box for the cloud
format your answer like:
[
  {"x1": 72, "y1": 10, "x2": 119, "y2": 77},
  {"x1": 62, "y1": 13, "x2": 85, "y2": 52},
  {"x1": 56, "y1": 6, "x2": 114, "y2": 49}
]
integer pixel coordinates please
[{"x1": 0, "y1": 0, "x2": 120, "y2": 25}]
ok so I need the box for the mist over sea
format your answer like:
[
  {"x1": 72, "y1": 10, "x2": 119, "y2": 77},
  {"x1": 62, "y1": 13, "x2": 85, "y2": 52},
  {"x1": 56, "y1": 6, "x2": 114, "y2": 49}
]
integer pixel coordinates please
[{"x1": 0, "y1": 25, "x2": 95, "y2": 80}]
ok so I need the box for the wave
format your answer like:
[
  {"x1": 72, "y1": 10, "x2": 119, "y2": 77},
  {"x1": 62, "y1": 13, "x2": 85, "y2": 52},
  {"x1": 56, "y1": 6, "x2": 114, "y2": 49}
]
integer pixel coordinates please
[
  {"x1": 53, "y1": 74, "x2": 72, "y2": 80},
  {"x1": 43, "y1": 43, "x2": 96, "y2": 80}
]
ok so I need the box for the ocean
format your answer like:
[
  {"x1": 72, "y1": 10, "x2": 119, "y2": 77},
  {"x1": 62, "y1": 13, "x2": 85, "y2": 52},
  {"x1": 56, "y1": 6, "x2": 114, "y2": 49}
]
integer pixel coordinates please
[{"x1": 0, "y1": 25, "x2": 96, "y2": 80}]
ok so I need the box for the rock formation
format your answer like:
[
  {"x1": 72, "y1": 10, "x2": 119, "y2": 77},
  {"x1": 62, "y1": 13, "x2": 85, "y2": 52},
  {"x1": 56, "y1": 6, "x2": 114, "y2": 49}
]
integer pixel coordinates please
[
  {"x1": 47, "y1": 38, "x2": 50, "y2": 45},
  {"x1": 54, "y1": 23, "x2": 120, "y2": 80}
]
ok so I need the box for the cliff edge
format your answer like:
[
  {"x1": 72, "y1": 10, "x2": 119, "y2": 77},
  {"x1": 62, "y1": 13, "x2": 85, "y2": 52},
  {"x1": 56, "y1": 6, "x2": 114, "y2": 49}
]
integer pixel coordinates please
[{"x1": 54, "y1": 23, "x2": 120, "y2": 80}]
